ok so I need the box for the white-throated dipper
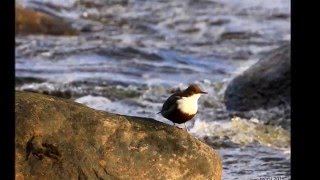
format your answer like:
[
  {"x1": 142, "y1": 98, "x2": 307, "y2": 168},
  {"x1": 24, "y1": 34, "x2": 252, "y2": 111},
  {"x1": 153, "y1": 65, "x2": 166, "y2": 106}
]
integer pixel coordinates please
[{"x1": 158, "y1": 84, "x2": 207, "y2": 132}]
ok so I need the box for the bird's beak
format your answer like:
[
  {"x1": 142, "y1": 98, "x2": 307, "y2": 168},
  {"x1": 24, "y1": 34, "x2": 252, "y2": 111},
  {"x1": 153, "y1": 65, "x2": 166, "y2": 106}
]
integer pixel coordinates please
[{"x1": 200, "y1": 91, "x2": 207, "y2": 94}]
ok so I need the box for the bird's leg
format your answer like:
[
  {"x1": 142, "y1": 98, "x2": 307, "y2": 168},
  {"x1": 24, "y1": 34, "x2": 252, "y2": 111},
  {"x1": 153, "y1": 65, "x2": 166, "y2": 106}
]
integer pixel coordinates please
[
  {"x1": 184, "y1": 123, "x2": 189, "y2": 132},
  {"x1": 173, "y1": 122, "x2": 183, "y2": 130}
]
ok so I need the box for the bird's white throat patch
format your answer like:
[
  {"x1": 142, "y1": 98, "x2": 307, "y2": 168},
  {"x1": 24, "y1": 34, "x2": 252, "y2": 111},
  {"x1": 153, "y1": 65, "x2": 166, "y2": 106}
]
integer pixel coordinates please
[{"x1": 176, "y1": 94, "x2": 201, "y2": 115}]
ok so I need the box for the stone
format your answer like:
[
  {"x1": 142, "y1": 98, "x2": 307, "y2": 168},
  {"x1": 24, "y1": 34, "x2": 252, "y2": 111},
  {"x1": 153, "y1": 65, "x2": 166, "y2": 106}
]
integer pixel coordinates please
[
  {"x1": 15, "y1": 5, "x2": 79, "y2": 35},
  {"x1": 224, "y1": 42, "x2": 290, "y2": 111},
  {"x1": 15, "y1": 91, "x2": 222, "y2": 179}
]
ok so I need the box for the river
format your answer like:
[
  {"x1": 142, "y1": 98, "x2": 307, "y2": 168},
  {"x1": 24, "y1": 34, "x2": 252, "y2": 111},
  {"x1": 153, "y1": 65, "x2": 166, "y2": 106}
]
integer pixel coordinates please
[{"x1": 16, "y1": 0, "x2": 290, "y2": 179}]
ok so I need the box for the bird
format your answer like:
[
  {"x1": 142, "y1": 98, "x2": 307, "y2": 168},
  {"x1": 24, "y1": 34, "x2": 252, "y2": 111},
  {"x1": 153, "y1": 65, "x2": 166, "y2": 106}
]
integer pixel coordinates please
[{"x1": 158, "y1": 84, "x2": 207, "y2": 132}]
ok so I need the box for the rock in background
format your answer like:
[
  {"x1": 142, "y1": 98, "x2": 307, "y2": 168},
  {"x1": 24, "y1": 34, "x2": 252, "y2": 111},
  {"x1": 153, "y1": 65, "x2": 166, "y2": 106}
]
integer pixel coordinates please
[
  {"x1": 15, "y1": 91, "x2": 222, "y2": 180},
  {"x1": 15, "y1": 5, "x2": 79, "y2": 35},
  {"x1": 224, "y1": 42, "x2": 290, "y2": 129}
]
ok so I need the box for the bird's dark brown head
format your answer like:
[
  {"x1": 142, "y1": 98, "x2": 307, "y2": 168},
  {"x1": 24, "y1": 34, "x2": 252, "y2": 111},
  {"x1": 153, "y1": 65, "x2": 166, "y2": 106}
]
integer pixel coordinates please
[{"x1": 183, "y1": 84, "x2": 207, "y2": 96}]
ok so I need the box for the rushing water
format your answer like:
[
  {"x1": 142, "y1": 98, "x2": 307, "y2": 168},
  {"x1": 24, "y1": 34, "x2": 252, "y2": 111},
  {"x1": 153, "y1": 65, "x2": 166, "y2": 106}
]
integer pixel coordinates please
[{"x1": 16, "y1": 0, "x2": 290, "y2": 179}]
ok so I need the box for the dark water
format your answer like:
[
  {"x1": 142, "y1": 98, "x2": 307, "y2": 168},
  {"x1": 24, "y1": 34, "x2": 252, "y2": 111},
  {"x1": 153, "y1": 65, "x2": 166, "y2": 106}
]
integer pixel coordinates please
[{"x1": 16, "y1": 0, "x2": 290, "y2": 179}]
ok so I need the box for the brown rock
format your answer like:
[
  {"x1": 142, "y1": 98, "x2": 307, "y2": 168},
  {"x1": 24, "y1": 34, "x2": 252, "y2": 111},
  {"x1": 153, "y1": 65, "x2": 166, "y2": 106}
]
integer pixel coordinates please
[
  {"x1": 15, "y1": 5, "x2": 79, "y2": 35},
  {"x1": 15, "y1": 91, "x2": 222, "y2": 179}
]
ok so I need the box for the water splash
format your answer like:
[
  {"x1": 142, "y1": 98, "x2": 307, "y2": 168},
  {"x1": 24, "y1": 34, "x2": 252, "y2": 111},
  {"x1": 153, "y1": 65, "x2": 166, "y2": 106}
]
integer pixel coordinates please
[{"x1": 190, "y1": 117, "x2": 290, "y2": 150}]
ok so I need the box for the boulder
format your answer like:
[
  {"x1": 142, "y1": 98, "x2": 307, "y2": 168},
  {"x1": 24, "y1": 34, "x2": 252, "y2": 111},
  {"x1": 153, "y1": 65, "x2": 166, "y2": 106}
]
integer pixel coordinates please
[
  {"x1": 224, "y1": 42, "x2": 290, "y2": 111},
  {"x1": 15, "y1": 5, "x2": 79, "y2": 35},
  {"x1": 15, "y1": 91, "x2": 222, "y2": 180}
]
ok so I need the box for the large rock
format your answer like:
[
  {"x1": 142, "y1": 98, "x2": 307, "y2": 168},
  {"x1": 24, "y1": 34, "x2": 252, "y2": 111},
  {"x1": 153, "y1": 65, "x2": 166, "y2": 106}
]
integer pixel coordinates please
[
  {"x1": 15, "y1": 91, "x2": 222, "y2": 180},
  {"x1": 224, "y1": 43, "x2": 290, "y2": 111},
  {"x1": 15, "y1": 5, "x2": 79, "y2": 35}
]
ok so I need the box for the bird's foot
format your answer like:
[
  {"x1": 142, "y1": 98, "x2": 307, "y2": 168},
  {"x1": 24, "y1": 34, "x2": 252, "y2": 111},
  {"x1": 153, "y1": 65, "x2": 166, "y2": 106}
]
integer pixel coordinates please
[{"x1": 173, "y1": 123, "x2": 189, "y2": 133}]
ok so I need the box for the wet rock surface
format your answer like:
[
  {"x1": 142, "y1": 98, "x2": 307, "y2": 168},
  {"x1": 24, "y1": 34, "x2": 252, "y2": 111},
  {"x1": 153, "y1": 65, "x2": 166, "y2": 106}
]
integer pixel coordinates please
[{"x1": 15, "y1": 91, "x2": 222, "y2": 179}]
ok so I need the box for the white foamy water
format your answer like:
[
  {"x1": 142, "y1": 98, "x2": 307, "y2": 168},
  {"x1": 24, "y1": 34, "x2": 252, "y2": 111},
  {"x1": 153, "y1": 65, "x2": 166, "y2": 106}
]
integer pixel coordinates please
[
  {"x1": 190, "y1": 117, "x2": 290, "y2": 150},
  {"x1": 75, "y1": 95, "x2": 112, "y2": 111}
]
